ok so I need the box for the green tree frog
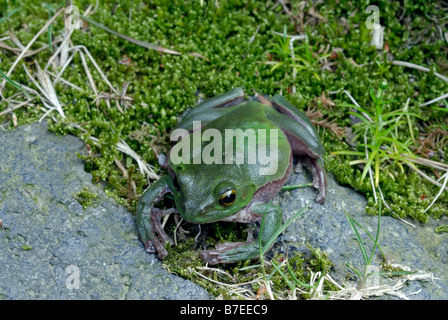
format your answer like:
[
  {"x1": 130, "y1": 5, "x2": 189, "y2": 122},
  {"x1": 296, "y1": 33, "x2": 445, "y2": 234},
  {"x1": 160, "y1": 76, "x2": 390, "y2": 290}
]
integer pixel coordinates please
[{"x1": 137, "y1": 88, "x2": 326, "y2": 265}]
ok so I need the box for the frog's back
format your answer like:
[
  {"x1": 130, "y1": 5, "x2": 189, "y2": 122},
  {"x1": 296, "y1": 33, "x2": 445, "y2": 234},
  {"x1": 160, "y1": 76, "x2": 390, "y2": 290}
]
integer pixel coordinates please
[
  {"x1": 200, "y1": 101, "x2": 292, "y2": 187},
  {"x1": 205, "y1": 101, "x2": 277, "y2": 130}
]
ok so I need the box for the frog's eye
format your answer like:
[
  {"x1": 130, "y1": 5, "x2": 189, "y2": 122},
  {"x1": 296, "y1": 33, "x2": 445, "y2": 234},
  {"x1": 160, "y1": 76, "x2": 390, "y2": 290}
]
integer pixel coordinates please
[
  {"x1": 172, "y1": 175, "x2": 181, "y2": 191},
  {"x1": 219, "y1": 189, "x2": 237, "y2": 207}
]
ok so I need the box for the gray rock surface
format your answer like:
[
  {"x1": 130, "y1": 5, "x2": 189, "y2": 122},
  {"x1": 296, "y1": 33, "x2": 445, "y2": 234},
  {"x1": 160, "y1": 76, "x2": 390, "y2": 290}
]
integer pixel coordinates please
[
  {"x1": 1, "y1": 122, "x2": 446, "y2": 300},
  {"x1": 0, "y1": 123, "x2": 209, "y2": 300},
  {"x1": 275, "y1": 163, "x2": 448, "y2": 299}
]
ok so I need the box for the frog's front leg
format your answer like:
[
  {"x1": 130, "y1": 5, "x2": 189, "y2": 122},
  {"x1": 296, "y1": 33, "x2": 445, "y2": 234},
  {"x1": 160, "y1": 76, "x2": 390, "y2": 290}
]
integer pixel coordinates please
[
  {"x1": 137, "y1": 175, "x2": 177, "y2": 260},
  {"x1": 199, "y1": 203, "x2": 283, "y2": 265}
]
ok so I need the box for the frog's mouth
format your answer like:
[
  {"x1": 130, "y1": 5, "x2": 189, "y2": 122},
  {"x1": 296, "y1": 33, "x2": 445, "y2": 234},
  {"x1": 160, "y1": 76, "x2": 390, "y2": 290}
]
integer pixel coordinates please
[
  {"x1": 178, "y1": 204, "x2": 236, "y2": 225},
  {"x1": 180, "y1": 208, "x2": 221, "y2": 224}
]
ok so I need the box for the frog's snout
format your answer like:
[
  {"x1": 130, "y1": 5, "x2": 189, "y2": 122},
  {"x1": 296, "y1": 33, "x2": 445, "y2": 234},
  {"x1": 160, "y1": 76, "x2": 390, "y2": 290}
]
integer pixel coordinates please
[
  {"x1": 179, "y1": 201, "x2": 199, "y2": 222},
  {"x1": 180, "y1": 201, "x2": 211, "y2": 224}
]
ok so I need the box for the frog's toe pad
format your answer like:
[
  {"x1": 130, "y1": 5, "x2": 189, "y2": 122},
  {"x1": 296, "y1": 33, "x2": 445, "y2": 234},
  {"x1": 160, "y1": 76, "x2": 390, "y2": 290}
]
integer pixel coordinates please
[
  {"x1": 144, "y1": 241, "x2": 156, "y2": 253},
  {"x1": 315, "y1": 188, "x2": 326, "y2": 204},
  {"x1": 144, "y1": 240, "x2": 168, "y2": 260}
]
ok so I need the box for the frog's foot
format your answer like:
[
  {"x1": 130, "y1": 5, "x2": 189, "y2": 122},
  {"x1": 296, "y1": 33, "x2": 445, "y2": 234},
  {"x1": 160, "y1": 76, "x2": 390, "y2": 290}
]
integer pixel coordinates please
[
  {"x1": 201, "y1": 204, "x2": 283, "y2": 265},
  {"x1": 142, "y1": 208, "x2": 177, "y2": 260},
  {"x1": 200, "y1": 241, "x2": 258, "y2": 265},
  {"x1": 200, "y1": 229, "x2": 256, "y2": 265}
]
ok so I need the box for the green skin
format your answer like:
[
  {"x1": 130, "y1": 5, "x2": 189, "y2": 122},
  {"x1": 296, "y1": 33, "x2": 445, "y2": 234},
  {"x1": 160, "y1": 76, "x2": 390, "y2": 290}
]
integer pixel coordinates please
[{"x1": 137, "y1": 88, "x2": 327, "y2": 265}]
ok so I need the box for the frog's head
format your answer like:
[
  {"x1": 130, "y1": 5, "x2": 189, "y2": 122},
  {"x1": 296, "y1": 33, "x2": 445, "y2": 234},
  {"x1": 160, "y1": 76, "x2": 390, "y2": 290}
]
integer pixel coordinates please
[{"x1": 168, "y1": 162, "x2": 257, "y2": 224}]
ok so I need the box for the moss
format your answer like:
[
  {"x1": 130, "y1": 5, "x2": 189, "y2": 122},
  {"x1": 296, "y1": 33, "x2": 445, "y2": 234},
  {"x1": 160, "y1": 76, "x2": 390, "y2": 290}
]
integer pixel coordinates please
[
  {"x1": 379, "y1": 261, "x2": 409, "y2": 278},
  {"x1": 161, "y1": 219, "x2": 337, "y2": 299},
  {"x1": 21, "y1": 245, "x2": 32, "y2": 251},
  {"x1": 435, "y1": 225, "x2": 448, "y2": 234},
  {"x1": 74, "y1": 187, "x2": 98, "y2": 209}
]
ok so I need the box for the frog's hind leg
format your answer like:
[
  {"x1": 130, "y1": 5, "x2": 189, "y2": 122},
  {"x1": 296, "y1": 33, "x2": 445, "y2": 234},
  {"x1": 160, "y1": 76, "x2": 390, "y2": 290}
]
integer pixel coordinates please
[
  {"x1": 177, "y1": 88, "x2": 245, "y2": 130},
  {"x1": 270, "y1": 94, "x2": 321, "y2": 146},
  {"x1": 282, "y1": 119, "x2": 327, "y2": 204},
  {"x1": 199, "y1": 204, "x2": 283, "y2": 265},
  {"x1": 266, "y1": 120, "x2": 327, "y2": 204},
  {"x1": 267, "y1": 94, "x2": 327, "y2": 204}
]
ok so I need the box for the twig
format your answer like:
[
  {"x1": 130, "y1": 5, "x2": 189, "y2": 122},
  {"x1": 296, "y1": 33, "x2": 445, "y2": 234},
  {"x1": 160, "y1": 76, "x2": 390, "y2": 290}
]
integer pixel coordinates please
[
  {"x1": 196, "y1": 266, "x2": 236, "y2": 282},
  {"x1": 38, "y1": 107, "x2": 57, "y2": 122},
  {"x1": 278, "y1": 0, "x2": 298, "y2": 27},
  {"x1": 66, "y1": 123, "x2": 159, "y2": 181},
  {"x1": 69, "y1": 45, "x2": 120, "y2": 95},
  {"x1": 78, "y1": 49, "x2": 98, "y2": 96},
  {"x1": 23, "y1": 62, "x2": 65, "y2": 119},
  {"x1": 419, "y1": 92, "x2": 448, "y2": 107},
  {"x1": 424, "y1": 170, "x2": 448, "y2": 213},
  {"x1": 114, "y1": 158, "x2": 128, "y2": 178},
  {"x1": 402, "y1": 153, "x2": 448, "y2": 170},
  {"x1": 8, "y1": 30, "x2": 25, "y2": 50},
  {"x1": 392, "y1": 60, "x2": 448, "y2": 83},
  {"x1": 377, "y1": 185, "x2": 416, "y2": 228},
  {"x1": 173, "y1": 216, "x2": 183, "y2": 246},
  {"x1": 116, "y1": 139, "x2": 159, "y2": 180},
  {"x1": 249, "y1": 25, "x2": 261, "y2": 44},
  {"x1": 44, "y1": 28, "x2": 75, "y2": 72},
  {"x1": 0, "y1": 97, "x2": 36, "y2": 117},
  {"x1": 45, "y1": 71, "x2": 83, "y2": 91},
  {"x1": 0, "y1": 37, "x2": 63, "y2": 57},
  {"x1": 46, "y1": 4, "x2": 94, "y2": 71},
  {"x1": 343, "y1": 90, "x2": 373, "y2": 121},
  {"x1": 405, "y1": 162, "x2": 448, "y2": 192}
]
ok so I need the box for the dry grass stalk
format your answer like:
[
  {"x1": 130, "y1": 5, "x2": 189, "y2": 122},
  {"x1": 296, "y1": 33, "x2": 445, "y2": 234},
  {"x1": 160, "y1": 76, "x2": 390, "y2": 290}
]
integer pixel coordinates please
[
  {"x1": 0, "y1": 97, "x2": 36, "y2": 117},
  {"x1": 306, "y1": 107, "x2": 345, "y2": 139},
  {"x1": 0, "y1": 7, "x2": 65, "y2": 91},
  {"x1": 23, "y1": 62, "x2": 65, "y2": 119},
  {"x1": 115, "y1": 139, "x2": 159, "y2": 180},
  {"x1": 0, "y1": 36, "x2": 63, "y2": 57},
  {"x1": 67, "y1": 122, "x2": 159, "y2": 181},
  {"x1": 193, "y1": 260, "x2": 433, "y2": 300},
  {"x1": 0, "y1": 3, "x2": 160, "y2": 184}
]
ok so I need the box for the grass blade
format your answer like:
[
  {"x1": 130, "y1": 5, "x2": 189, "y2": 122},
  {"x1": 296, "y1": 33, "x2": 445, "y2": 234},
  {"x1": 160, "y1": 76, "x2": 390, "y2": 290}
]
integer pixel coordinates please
[
  {"x1": 345, "y1": 211, "x2": 369, "y2": 265},
  {"x1": 286, "y1": 262, "x2": 315, "y2": 289},
  {"x1": 366, "y1": 201, "x2": 381, "y2": 266},
  {"x1": 271, "y1": 260, "x2": 295, "y2": 291},
  {"x1": 0, "y1": 5, "x2": 20, "y2": 24},
  {"x1": 332, "y1": 150, "x2": 365, "y2": 156},
  {"x1": 79, "y1": 14, "x2": 181, "y2": 55},
  {"x1": 346, "y1": 262, "x2": 363, "y2": 278},
  {"x1": 350, "y1": 216, "x2": 386, "y2": 260},
  {"x1": 281, "y1": 183, "x2": 312, "y2": 191},
  {"x1": 360, "y1": 148, "x2": 377, "y2": 182},
  {"x1": 0, "y1": 68, "x2": 23, "y2": 90},
  {"x1": 261, "y1": 204, "x2": 309, "y2": 255}
]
